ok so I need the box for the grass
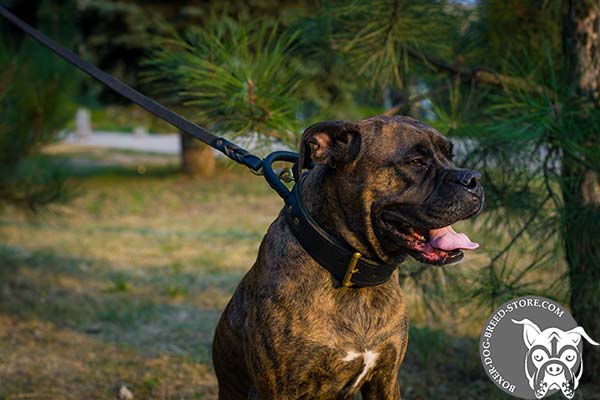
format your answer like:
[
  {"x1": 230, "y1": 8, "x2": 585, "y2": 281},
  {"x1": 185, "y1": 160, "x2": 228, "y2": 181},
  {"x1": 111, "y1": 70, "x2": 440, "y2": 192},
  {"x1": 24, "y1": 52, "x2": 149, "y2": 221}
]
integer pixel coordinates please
[{"x1": 0, "y1": 146, "x2": 596, "y2": 399}]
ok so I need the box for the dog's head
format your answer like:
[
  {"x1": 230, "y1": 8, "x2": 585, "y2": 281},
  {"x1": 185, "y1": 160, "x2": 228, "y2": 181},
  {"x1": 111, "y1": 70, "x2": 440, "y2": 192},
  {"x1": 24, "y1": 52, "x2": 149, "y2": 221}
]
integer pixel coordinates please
[
  {"x1": 512, "y1": 318, "x2": 599, "y2": 399},
  {"x1": 299, "y1": 115, "x2": 484, "y2": 265}
]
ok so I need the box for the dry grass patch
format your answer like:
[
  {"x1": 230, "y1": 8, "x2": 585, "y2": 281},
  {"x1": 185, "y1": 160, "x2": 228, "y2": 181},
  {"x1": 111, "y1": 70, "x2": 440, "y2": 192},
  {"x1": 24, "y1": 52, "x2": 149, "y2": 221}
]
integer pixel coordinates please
[{"x1": 0, "y1": 315, "x2": 216, "y2": 400}]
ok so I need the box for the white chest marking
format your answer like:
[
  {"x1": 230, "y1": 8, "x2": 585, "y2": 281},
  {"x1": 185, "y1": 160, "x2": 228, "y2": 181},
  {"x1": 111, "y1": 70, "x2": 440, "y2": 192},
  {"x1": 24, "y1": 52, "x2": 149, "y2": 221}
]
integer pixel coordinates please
[
  {"x1": 343, "y1": 351, "x2": 361, "y2": 362},
  {"x1": 343, "y1": 350, "x2": 379, "y2": 388}
]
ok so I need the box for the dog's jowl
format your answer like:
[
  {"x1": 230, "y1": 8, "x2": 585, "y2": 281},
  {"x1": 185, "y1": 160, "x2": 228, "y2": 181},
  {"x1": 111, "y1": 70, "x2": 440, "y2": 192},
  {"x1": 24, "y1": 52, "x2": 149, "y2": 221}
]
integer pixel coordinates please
[{"x1": 212, "y1": 115, "x2": 484, "y2": 399}]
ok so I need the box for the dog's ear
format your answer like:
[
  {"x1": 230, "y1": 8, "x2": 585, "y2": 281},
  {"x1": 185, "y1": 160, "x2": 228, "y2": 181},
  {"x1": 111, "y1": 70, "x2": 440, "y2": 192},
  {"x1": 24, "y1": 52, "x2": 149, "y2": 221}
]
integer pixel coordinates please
[
  {"x1": 564, "y1": 326, "x2": 600, "y2": 346},
  {"x1": 298, "y1": 121, "x2": 361, "y2": 170},
  {"x1": 512, "y1": 319, "x2": 542, "y2": 349}
]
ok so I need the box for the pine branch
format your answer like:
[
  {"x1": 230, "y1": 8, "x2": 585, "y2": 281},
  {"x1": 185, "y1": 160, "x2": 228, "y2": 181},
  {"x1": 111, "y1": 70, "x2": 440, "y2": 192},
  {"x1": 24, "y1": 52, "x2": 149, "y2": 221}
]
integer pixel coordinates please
[
  {"x1": 406, "y1": 48, "x2": 554, "y2": 97},
  {"x1": 489, "y1": 193, "x2": 551, "y2": 267},
  {"x1": 383, "y1": 85, "x2": 449, "y2": 116}
]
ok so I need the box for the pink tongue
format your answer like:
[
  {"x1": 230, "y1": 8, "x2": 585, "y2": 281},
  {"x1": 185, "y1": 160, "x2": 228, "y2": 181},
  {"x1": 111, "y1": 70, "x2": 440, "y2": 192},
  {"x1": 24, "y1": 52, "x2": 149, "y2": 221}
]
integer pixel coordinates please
[{"x1": 429, "y1": 226, "x2": 479, "y2": 251}]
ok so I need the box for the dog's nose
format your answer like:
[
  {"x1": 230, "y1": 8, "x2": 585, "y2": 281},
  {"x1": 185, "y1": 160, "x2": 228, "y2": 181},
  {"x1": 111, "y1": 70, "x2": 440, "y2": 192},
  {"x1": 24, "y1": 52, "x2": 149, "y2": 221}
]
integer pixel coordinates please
[
  {"x1": 458, "y1": 170, "x2": 481, "y2": 190},
  {"x1": 446, "y1": 169, "x2": 482, "y2": 194},
  {"x1": 545, "y1": 363, "x2": 564, "y2": 376}
]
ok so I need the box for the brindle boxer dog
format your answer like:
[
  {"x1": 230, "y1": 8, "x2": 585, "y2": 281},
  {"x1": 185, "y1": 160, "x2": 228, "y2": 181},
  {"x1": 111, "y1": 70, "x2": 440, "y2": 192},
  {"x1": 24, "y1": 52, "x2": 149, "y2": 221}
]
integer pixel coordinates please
[{"x1": 213, "y1": 115, "x2": 484, "y2": 399}]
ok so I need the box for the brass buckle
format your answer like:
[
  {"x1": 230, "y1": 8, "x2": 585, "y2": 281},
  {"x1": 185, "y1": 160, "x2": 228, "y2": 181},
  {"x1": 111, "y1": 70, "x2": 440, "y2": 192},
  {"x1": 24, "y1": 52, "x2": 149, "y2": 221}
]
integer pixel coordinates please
[{"x1": 342, "y1": 252, "x2": 362, "y2": 287}]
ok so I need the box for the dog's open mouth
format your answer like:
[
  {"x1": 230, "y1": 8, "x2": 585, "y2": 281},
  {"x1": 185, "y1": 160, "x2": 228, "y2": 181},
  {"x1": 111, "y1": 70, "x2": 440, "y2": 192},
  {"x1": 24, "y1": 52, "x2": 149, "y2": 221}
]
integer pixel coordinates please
[{"x1": 381, "y1": 216, "x2": 479, "y2": 266}]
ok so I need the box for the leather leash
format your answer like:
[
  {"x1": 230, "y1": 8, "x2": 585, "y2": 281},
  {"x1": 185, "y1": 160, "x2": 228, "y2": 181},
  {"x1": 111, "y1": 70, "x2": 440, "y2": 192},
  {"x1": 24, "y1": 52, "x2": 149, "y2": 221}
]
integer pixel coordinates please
[{"x1": 0, "y1": 6, "x2": 399, "y2": 287}]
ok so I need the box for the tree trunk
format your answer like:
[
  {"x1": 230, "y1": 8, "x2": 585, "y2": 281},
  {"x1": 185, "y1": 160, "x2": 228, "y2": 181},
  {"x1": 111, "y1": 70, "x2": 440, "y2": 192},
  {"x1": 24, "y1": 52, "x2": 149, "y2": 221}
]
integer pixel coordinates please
[
  {"x1": 180, "y1": 131, "x2": 216, "y2": 176},
  {"x1": 562, "y1": 0, "x2": 600, "y2": 383},
  {"x1": 562, "y1": 161, "x2": 600, "y2": 383}
]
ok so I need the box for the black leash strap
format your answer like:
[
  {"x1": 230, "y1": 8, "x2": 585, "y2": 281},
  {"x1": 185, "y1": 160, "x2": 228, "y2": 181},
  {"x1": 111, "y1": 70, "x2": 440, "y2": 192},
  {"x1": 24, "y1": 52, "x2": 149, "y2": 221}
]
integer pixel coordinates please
[{"x1": 0, "y1": 5, "x2": 263, "y2": 173}]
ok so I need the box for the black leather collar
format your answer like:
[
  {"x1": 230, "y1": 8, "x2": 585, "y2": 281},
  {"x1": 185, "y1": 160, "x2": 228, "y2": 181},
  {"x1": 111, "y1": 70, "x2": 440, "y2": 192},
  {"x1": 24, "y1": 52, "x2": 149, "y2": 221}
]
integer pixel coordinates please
[{"x1": 285, "y1": 176, "x2": 399, "y2": 288}]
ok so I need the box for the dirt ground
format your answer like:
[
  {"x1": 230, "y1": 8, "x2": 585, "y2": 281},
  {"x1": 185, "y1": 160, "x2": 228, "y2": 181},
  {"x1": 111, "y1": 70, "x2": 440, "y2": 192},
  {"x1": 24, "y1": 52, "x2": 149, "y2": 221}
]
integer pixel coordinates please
[{"x1": 0, "y1": 147, "x2": 597, "y2": 399}]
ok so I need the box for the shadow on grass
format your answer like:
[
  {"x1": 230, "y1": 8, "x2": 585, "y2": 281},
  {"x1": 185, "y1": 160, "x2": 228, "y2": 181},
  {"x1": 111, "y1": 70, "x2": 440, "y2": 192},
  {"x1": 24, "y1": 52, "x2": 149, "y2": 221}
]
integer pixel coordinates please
[{"x1": 0, "y1": 244, "x2": 239, "y2": 364}]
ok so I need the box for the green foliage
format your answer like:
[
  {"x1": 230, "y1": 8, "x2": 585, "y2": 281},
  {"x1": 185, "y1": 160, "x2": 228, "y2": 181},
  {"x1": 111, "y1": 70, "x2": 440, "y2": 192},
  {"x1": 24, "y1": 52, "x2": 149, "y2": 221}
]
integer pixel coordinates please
[
  {"x1": 334, "y1": 0, "x2": 458, "y2": 87},
  {"x1": 472, "y1": 0, "x2": 564, "y2": 68},
  {"x1": 0, "y1": 42, "x2": 72, "y2": 168},
  {"x1": 145, "y1": 16, "x2": 305, "y2": 146},
  {"x1": 292, "y1": 1, "x2": 390, "y2": 121},
  {"x1": 144, "y1": 3, "x2": 394, "y2": 145},
  {"x1": 0, "y1": 8, "x2": 79, "y2": 209}
]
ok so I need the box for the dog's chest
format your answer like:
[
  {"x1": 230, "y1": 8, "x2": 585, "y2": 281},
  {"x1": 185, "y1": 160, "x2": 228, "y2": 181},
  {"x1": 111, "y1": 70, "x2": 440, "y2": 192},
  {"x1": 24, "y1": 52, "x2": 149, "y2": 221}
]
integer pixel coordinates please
[
  {"x1": 303, "y1": 283, "x2": 407, "y2": 356},
  {"x1": 294, "y1": 286, "x2": 408, "y2": 392},
  {"x1": 329, "y1": 283, "x2": 405, "y2": 338}
]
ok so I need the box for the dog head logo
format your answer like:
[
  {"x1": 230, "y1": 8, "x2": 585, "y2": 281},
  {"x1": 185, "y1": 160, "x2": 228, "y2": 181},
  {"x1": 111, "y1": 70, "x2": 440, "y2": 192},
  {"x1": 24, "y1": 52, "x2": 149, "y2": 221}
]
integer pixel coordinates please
[{"x1": 512, "y1": 318, "x2": 599, "y2": 399}]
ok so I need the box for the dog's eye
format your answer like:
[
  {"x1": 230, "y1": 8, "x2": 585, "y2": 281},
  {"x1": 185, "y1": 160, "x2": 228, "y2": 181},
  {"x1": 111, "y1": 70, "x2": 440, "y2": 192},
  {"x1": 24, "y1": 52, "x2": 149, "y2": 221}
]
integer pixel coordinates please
[
  {"x1": 566, "y1": 354, "x2": 574, "y2": 361},
  {"x1": 533, "y1": 354, "x2": 543, "y2": 361},
  {"x1": 408, "y1": 158, "x2": 427, "y2": 168}
]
